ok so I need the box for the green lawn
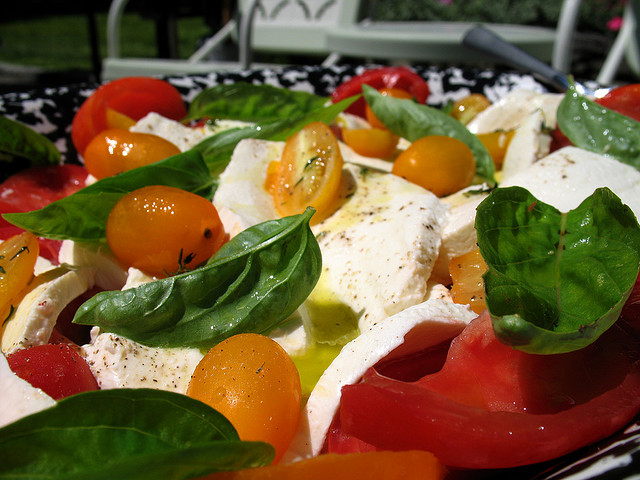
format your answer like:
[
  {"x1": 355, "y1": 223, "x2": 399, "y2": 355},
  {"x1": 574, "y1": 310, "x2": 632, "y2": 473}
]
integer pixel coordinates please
[{"x1": 0, "y1": 13, "x2": 211, "y2": 71}]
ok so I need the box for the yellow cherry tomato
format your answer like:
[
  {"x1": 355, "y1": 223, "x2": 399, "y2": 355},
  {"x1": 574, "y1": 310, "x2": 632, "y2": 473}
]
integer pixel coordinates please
[
  {"x1": 187, "y1": 333, "x2": 302, "y2": 464},
  {"x1": 83, "y1": 128, "x2": 181, "y2": 180},
  {"x1": 450, "y1": 93, "x2": 491, "y2": 125},
  {"x1": 449, "y1": 248, "x2": 487, "y2": 314},
  {"x1": 267, "y1": 122, "x2": 343, "y2": 223},
  {"x1": 392, "y1": 135, "x2": 475, "y2": 197},
  {"x1": 200, "y1": 450, "x2": 446, "y2": 480},
  {"x1": 365, "y1": 87, "x2": 415, "y2": 130},
  {"x1": 476, "y1": 130, "x2": 515, "y2": 170},
  {"x1": 342, "y1": 127, "x2": 399, "y2": 158},
  {"x1": 106, "y1": 185, "x2": 227, "y2": 277},
  {"x1": 0, "y1": 232, "x2": 39, "y2": 322}
]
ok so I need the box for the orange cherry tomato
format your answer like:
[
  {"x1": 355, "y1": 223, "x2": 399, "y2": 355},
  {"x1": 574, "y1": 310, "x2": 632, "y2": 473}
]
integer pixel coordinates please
[
  {"x1": 187, "y1": 333, "x2": 302, "y2": 464},
  {"x1": 106, "y1": 185, "x2": 227, "y2": 277},
  {"x1": 342, "y1": 127, "x2": 399, "y2": 158},
  {"x1": 365, "y1": 87, "x2": 414, "y2": 130},
  {"x1": 83, "y1": 129, "x2": 181, "y2": 179},
  {"x1": 72, "y1": 77, "x2": 187, "y2": 156},
  {"x1": 449, "y1": 93, "x2": 491, "y2": 125},
  {"x1": 200, "y1": 450, "x2": 446, "y2": 480},
  {"x1": 449, "y1": 248, "x2": 487, "y2": 314},
  {"x1": 0, "y1": 232, "x2": 39, "y2": 322},
  {"x1": 267, "y1": 122, "x2": 343, "y2": 223},
  {"x1": 392, "y1": 135, "x2": 475, "y2": 197},
  {"x1": 476, "y1": 130, "x2": 514, "y2": 170}
]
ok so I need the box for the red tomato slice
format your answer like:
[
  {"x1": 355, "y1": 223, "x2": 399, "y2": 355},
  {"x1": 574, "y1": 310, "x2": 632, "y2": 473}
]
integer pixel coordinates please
[
  {"x1": 0, "y1": 164, "x2": 88, "y2": 263},
  {"x1": 331, "y1": 67, "x2": 429, "y2": 118},
  {"x1": 7, "y1": 343, "x2": 98, "y2": 400},
  {"x1": 71, "y1": 76, "x2": 187, "y2": 155},
  {"x1": 331, "y1": 311, "x2": 640, "y2": 469}
]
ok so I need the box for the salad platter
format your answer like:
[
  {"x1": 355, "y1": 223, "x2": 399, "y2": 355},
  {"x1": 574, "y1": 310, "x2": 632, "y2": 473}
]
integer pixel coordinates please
[{"x1": 1, "y1": 63, "x2": 640, "y2": 479}]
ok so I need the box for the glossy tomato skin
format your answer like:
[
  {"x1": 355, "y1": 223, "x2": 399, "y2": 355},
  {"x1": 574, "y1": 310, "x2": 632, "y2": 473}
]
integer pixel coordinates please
[
  {"x1": 331, "y1": 311, "x2": 640, "y2": 469},
  {"x1": 7, "y1": 343, "x2": 98, "y2": 400},
  {"x1": 71, "y1": 77, "x2": 187, "y2": 155},
  {"x1": 0, "y1": 165, "x2": 88, "y2": 262},
  {"x1": 331, "y1": 66, "x2": 429, "y2": 118}
]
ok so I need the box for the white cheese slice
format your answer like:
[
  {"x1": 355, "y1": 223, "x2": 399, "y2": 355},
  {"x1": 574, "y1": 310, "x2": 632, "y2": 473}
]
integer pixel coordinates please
[
  {"x1": 81, "y1": 330, "x2": 204, "y2": 394},
  {"x1": 0, "y1": 354, "x2": 56, "y2": 428},
  {"x1": 130, "y1": 112, "x2": 209, "y2": 151},
  {"x1": 58, "y1": 240, "x2": 127, "y2": 291},
  {"x1": 282, "y1": 299, "x2": 476, "y2": 463},
  {"x1": 1, "y1": 266, "x2": 95, "y2": 355},
  {"x1": 501, "y1": 109, "x2": 551, "y2": 181},
  {"x1": 339, "y1": 141, "x2": 394, "y2": 173},
  {"x1": 501, "y1": 146, "x2": 640, "y2": 216},
  {"x1": 467, "y1": 90, "x2": 562, "y2": 134}
]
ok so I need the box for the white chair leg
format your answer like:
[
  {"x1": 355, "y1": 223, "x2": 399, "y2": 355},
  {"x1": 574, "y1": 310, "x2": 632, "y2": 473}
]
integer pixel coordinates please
[
  {"x1": 107, "y1": 0, "x2": 131, "y2": 58},
  {"x1": 597, "y1": 4, "x2": 636, "y2": 85},
  {"x1": 552, "y1": 0, "x2": 583, "y2": 73},
  {"x1": 188, "y1": 21, "x2": 237, "y2": 63}
]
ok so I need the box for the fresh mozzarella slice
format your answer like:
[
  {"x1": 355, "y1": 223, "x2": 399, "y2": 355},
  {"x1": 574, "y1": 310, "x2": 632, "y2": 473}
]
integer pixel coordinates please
[
  {"x1": 339, "y1": 141, "x2": 394, "y2": 172},
  {"x1": 81, "y1": 330, "x2": 204, "y2": 394},
  {"x1": 213, "y1": 138, "x2": 282, "y2": 231},
  {"x1": 0, "y1": 354, "x2": 55, "y2": 428},
  {"x1": 130, "y1": 112, "x2": 208, "y2": 151},
  {"x1": 501, "y1": 146, "x2": 640, "y2": 216},
  {"x1": 501, "y1": 109, "x2": 551, "y2": 180},
  {"x1": 121, "y1": 267, "x2": 155, "y2": 290},
  {"x1": 282, "y1": 299, "x2": 476, "y2": 463},
  {"x1": 58, "y1": 240, "x2": 127, "y2": 291},
  {"x1": 467, "y1": 90, "x2": 562, "y2": 134},
  {"x1": 313, "y1": 164, "x2": 448, "y2": 331},
  {"x1": 1, "y1": 266, "x2": 95, "y2": 355}
]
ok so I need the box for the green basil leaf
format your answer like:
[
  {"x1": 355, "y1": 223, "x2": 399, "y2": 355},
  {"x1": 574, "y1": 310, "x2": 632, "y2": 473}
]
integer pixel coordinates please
[
  {"x1": 0, "y1": 389, "x2": 273, "y2": 480},
  {"x1": 0, "y1": 116, "x2": 60, "y2": 166},
  {"x1": 2, "y1": 150, "x2": 214, "y2": 242},
  {"x1": 557, "y1": 82, "x2": 640, "y2": 168},
  {"x1": 192, "y1": 96, "x2": 356, "y2": 176},
  {"x1": 362, "y1": 85, "x2": 495, "y2": 185},
  {"x1": 73, "y1": 208, "x2": 322, "y2": 349},
  {"x1": 186, "y1": 83, "x2": 328, "y2": 123},
  {"x1": 476, "y1": 186, "x2": 640, "y2": 354}
]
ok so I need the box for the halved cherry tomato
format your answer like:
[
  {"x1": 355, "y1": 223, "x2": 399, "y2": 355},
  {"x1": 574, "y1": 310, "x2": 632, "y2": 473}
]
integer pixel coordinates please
[
  {"x1": 331, "y1": 67, "x2": 429, "y2": 118},
  {"x1": 342, "y1": 127, "x2": 398, "y2": 158},
  {"x1": 187, "y1": 334, "x2": 302, "y2": 464},
  {"x1": 449, "y1": 248, "x2": 487, "y2": 314},
  {"x1": 392, "y1": 135, "x2": 475, "y2": 197},
  {"x1": 71, "y1": 77, "x2": 187, "y2": 156},
  {"x1": 0, "y1": 232, "x2": 39, "y2": 323},
  {"x1": 450, "y1": 93, "x2": 491, "y2": 125},
  {"x1": 200, "y1": 450, "x2": 446, "y2": 480},
  {"x1": 331, "y1": 312, "x2": 640, "y2": 469},
  {"x1": 476, "y1": 130, "x2": 515, "y2": 170},
  {"x1": 7, "y1": 343, "x2": 98, "y2": 400},
  {"x1": 106, "y1": 185, "x2": 227, "y2": 277},
  {"x1": 83, "y1": 129, "x2": 181, "y2": 179},
  {"x1": 365, "y1": 87, "x2": 415, "y2": 129},
  {"x1": 0, "y1": 165, "x2": 88, "y2": 263},
  {"x1": 266, "y1": 122, "x2": 343, "y2": 223}
]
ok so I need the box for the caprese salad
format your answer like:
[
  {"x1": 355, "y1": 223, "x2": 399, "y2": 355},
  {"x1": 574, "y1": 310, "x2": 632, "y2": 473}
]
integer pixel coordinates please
[{"x1": 1, "y1": 66, "x2": 640, "y2": 480}]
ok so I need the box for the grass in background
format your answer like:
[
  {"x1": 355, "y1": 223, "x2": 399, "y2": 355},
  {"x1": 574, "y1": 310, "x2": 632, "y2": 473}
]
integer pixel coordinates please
[{"x1": 0, "y1": 13, "x2": 210, "y2": 71}]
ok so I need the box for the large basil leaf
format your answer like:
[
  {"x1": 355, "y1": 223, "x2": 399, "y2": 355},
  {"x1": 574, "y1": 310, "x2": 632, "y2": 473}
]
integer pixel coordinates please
[
  {"x1": 192, "y1": 96, "x2": 356, "y2": 176},
  {"x1": 186, "y1": 83, "x2": 328, "y2": 123},
  {"x1": 0, "y1": 116, "x2": 60, "y2": 181},
  {"x1": 557, "y1": 83, "x2": 640, "y2": 168},
  {"x1": 0, "y1": 389, "x2": 273, "y2": 480},
  {"x1": 476, "y1": 186, "x2": 640, "y2": 354},
  {"x1": 2, "y1": 150, "x2": 214, "y2": 242},
  {"x1": 362, "y1": 85, "x2": 495, "y2": 185},
  {"x1": 73, "y1": 208, "x2": 322, "y2": 349}
]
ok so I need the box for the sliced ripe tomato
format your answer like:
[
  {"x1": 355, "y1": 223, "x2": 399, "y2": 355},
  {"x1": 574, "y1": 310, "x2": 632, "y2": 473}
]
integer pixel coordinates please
[
  {"x1": 71, "y1": 77, "x2": 187, "y2": 155},
  {"x1": 331, "y1": 67, "x2": 429, "y2": 118},
  {"x1": 331, "y1": 311, "x2": 640, "y2": 469},
  {"x1": 7, "y1": 343, "x2": 98, "y2": 400},
  {"x1": 0, "y1": 165, "x2": 88, "y2": 263}
]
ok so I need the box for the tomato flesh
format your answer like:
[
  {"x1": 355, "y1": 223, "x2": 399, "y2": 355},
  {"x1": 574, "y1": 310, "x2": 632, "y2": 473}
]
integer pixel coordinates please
[
  {"x1": 331, "y1": 67, "x2": 429, "y2": 118},
  {"x1": 71, "y1": 77, "x2": 187, "y2": 155},
  {"x1": 7, "y1": 343, "x2": 98, "y2": 400},
  {"x1": 331, "y1": 312, "x2": 640, "y2": 469}
]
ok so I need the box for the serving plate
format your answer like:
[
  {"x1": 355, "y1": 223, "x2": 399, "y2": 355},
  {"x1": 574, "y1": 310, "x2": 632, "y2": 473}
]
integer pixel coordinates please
[{"x1": 0, "y1": 64, "x2": 638, "y2": 479}]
